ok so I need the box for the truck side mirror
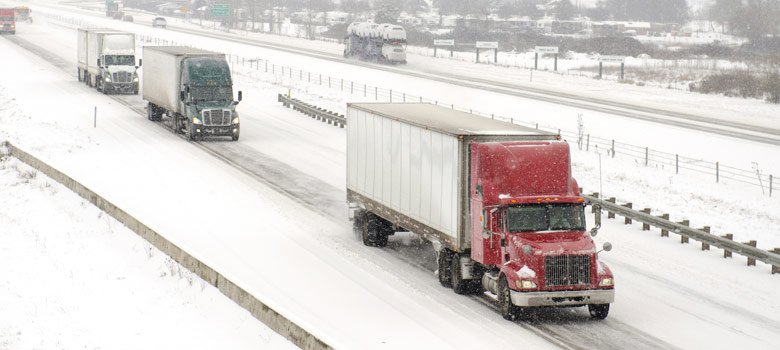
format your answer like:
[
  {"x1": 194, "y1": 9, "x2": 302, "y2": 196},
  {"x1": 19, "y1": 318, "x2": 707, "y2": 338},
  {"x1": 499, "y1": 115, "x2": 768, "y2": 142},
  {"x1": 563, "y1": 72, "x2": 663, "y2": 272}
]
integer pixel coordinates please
[
  {"x1": 138, "y1": 59, "x2": 142, "y2": 67},
  {"x1": 237, "y1": 91, "x2": 242, "y2": 102},
  {"x1": 180, "y1": 91, "x2": 186, "y2": 101},
  {"x1": 96, "y1": 58, "x2": 101, "y2": 67}
]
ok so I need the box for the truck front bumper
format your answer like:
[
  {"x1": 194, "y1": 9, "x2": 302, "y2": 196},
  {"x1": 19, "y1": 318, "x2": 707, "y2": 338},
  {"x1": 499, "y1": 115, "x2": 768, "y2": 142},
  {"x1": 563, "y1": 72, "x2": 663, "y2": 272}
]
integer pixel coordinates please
[
  {"x1": 105, "y1": 82, "x2": 138, "y2": 93},
  {"x1": 511, "y1": 288, "x2": 614, "y2": 307},
  {"x1": 194, "y1": 124, "x2": 240, "y2": 137}
]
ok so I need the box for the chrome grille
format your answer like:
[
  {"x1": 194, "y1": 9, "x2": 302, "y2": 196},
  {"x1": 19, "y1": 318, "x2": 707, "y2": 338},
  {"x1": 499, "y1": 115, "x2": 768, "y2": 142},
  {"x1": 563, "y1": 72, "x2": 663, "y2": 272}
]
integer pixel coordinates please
[
  {"x1": 111, "y1": 71, "x2": 132, "y2": 83},
  {"x1": 545, "y1": 255, "x2": 590, "y2": 286},
  {"x1": 203, "y1": 110, "x2": 231, "y2": 126}
]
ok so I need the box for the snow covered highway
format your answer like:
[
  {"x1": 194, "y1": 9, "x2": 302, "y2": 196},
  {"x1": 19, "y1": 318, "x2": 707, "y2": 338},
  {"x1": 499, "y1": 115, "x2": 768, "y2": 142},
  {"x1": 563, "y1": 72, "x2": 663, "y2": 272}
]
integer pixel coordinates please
[{"x1": 1, "y1": 3, "x2": 780, "y2": 350}]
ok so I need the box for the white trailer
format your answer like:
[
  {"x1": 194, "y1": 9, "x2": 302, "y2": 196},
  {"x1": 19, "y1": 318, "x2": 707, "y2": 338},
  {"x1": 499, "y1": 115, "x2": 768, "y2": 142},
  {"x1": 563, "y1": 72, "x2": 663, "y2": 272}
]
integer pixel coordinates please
[
  {"x1": 77, "y1": 28, "x2": 139, "y2": 94},
  {"x1": 346, "y1": 103, "x2": 557, "y2": 248}
]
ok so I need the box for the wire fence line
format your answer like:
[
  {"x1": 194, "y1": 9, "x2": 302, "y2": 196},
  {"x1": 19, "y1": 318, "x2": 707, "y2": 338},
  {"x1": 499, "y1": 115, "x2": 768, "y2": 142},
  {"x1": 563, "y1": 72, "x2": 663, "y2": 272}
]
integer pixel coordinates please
[{"x1": 38, "y1": 11, "x2": 776, "y2": 197}]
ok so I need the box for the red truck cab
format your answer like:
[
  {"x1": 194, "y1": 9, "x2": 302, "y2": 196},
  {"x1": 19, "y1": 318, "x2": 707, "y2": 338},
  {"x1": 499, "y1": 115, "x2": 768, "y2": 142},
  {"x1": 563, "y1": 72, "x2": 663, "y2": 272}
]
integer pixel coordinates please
[
  {"x1": 0, "y1": 8, "x2": 16, "y2": 34},
  {"x1": 469, "y1": 141, "x2": 614, "y2": 320}
]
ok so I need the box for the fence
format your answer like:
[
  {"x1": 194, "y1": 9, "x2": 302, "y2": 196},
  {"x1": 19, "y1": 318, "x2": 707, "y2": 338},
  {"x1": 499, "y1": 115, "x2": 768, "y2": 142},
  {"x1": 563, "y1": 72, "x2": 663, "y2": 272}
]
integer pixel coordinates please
[
  {"x1": 586, "y1": 192, "x2": 780, "y2": 274},
  {"x1": 39, "y1": 11, "x2": 777, "y2": 197}
]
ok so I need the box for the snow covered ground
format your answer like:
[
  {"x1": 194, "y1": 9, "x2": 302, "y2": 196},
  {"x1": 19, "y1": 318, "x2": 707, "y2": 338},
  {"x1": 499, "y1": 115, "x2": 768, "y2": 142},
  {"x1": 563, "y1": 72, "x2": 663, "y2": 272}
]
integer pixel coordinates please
[
  {"x1": 0, "y1": 155, "x2": 298, "y2": 350},
  {"x1": 2, "y1": 5, "x2": 780, "y2": 350}
]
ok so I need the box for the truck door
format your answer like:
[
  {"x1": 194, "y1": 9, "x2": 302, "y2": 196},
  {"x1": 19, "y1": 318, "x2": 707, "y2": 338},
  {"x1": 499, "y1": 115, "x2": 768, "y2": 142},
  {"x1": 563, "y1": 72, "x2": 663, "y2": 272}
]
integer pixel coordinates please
[{"x1": 469, "y1": 142, "x2": 502, "y2": 266}]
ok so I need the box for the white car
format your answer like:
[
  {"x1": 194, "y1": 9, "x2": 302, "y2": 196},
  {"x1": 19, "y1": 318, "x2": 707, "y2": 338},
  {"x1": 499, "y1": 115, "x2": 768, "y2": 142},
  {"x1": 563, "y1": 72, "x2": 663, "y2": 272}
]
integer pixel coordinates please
[{"x1": 152, "y1": 17, "x2": 167, "y2": 28}]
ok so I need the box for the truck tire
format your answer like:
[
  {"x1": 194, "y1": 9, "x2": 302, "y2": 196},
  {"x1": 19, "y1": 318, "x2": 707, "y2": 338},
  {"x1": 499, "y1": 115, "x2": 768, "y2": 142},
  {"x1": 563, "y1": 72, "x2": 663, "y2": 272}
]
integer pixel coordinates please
[
  {"x1": 437, "y1": 249, "x2": 452, "y2": 287},
  {"x1": 588, "y1": 304, "x2": 609, "y2": 320},
  {"x1": 231, "y1": 134, "x2": 239, "y2": 141},
  {"x1": 498, "y1": 275, "x2": 520, "y2": 320},
  {"x1": 450, "y1": 254, "x2": 470, "y2": 294},
  {"x1": 361, "y1": 213, "x2": 388, "y2": 247}
]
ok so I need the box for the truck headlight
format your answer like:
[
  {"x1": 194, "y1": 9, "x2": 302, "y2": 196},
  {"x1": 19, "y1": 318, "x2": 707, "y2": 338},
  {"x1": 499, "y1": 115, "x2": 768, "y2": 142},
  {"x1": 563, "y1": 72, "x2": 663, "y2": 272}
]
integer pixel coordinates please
[
  {"x1": 104, "y1": 76, "x2": 111, "y2": 82},
  {"x1": 232, "y1": 117, "x2": 239, "y2": 125},
  {"x1": 599, "y1": 277, "x2": 613, "y2": 287},
  {"x1": 192, "y1": 117, "x2": 202, "y2": 125},
  {"x1": 516, "y1": 280, "x2": 537, "y2": 289},
  {"x1": 133, "y1": 76, "x2": 139, "y2": 82}
]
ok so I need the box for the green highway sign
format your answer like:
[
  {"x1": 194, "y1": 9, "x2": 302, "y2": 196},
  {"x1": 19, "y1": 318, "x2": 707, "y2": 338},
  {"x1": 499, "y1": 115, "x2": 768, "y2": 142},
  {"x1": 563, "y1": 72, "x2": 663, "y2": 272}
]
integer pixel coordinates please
[{"x1": 211, "y1": 4, "x2": 229, "y2": 17}]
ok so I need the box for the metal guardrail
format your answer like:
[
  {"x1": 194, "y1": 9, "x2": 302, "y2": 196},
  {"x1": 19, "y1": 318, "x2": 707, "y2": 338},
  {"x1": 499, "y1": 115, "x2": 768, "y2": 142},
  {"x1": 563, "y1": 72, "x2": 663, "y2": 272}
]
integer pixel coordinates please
[
  {"x1": 278, "y1": 93, "x2": 345, "y2": 128},
  {"x1": 585, "y1": 193, "x2": 780, "y2": 274}
]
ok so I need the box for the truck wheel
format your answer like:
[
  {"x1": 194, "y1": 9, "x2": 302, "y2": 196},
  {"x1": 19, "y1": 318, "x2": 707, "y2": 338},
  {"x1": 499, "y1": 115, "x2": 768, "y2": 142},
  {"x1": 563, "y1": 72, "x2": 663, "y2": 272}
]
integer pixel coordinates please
[
  {"x1": 361, "y1": 213, "x2": 387, "y2": 247},
  {"x1": 498, "y1": 275, "x2": 520, "y2": 320},
  {"x1": 437, "y1": 249, "x2": 452, "y2": 287},
  {"x1": 588, "y1": 304, "x2": 610, "y2": 320},
  {"x1": 451, "y1": 254, "x2": 470, "y2": 294},
  {"x1": 231, "y1": 134, "x2": 239, "y2": 141}
]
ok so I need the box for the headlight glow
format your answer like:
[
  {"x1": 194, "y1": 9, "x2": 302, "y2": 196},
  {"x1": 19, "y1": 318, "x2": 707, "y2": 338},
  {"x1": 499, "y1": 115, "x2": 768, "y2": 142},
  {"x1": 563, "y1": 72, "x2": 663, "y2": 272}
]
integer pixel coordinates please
[
  {"x1": 232, "y1": 117, "x2": 239, "y2": 124},
  {"x1": 599, "y1": 277, "x2": 613, "y2": 287},
  {"x1": 104, "y1": 77, "x2": 111, "y2": 82},
  {"x1": 133, "y1": 76, "x2": 139, "y2": 82},
  {"x1": 192, "y1": 117, "x2": 202, "y2": 125},
  {"x1": 516, "y1": 280, "x2": 537, "y2": 289}
]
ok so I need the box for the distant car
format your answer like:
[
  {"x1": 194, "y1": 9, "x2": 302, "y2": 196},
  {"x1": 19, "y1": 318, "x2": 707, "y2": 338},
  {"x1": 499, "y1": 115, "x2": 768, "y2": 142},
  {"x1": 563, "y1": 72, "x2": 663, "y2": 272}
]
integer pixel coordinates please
[
  {"x1": 152, "y1": 17, "x2": 167, "y2": 28},
  {"x1": 122, "y1": 15, "x2": 133, "y2": 22}
]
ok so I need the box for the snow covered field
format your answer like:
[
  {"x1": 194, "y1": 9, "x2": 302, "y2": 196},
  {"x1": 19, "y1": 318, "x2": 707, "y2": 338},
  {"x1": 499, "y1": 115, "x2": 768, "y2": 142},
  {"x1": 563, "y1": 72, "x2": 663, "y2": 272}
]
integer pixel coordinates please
[
  {"x1": 1, "y1": 3, "x2": 780, "y2": 350},
  {"x1": 0, "y1": 155, "x2": 297, "y2": 349}
]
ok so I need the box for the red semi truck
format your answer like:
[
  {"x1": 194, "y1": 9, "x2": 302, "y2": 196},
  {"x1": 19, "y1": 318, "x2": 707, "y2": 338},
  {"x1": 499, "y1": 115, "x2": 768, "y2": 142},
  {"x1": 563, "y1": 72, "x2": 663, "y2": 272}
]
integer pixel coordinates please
[
  {"x1": 0, "y1": 8, "x2": 15, "y2": 34},
  {"x1": 347, "y1": 103, "x2": 614, "y2": 320}
]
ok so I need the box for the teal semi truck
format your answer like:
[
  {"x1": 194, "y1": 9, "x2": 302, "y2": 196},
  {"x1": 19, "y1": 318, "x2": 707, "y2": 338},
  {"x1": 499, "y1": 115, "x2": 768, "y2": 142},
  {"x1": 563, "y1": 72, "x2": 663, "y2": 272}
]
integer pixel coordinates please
[{"x1": 142, "y1": 46, "x2": 242, "y2": 141}]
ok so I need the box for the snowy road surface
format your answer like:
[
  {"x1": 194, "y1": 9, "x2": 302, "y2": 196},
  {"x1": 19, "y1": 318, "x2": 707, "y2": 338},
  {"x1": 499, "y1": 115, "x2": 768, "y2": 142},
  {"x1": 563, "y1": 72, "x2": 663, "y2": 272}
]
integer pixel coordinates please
[{"x1": 1, "y1": 7, "x2": 779, "y2": 350}]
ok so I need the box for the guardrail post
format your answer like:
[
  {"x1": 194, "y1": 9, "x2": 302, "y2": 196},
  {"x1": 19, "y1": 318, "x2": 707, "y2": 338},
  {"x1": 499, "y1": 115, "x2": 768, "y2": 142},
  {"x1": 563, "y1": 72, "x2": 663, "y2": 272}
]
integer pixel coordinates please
[
  {"x1": 645, "y1": 147, "x2": 649, "y2": 166},
  {"x1": 744, "y1": 240, "x2": 757, "y2": 266},
  {"x1": 590, "y1": 192, "x2": 599, "y2": 213},
  {"x1": 351, "y1": 82, "x2": 354, "y2": 94},
  {"x1": 607, "y1": 198, "x2": 616, "y2": 219},
  {"x1": 586, "y1": 134, "x2": 590, "y2": 151},
  {"x1": 403, "y1": 93, "x2": 406, "y2": 102},
  {"x1": 328, "y1": 77, "x2": 331, "y2": 88},
  {"x1": 700, "y1": 226, "x2": 710, "y2": 250},
  {"x1": 770, "y1": 175, "x2": 773, "y2": 197},
  {"x1": 319, "y1": 74, "x2": 322, "y2": 85},
  {"x1": 390, "y1": 90, "x2": 393, "y2": 102},
  {"x1": 641, "y1": 208, "x2": 651, "y2": 230},
  {"x1": 678, "y1": 220, "x2": 689, "y2": 243},
  {"x1": 716, "y1": 162, "x2": 719, "y2": 183},
  {"x1": 623, "y1": 203, "x2": 632, "y2": 224},
  {"x1": 308, "y1": 72, "x2": 311, "y2": 82},
  {"x1": 375, "y1": 87, "x2": 378, "y2": 100},
  {"x1": 676, "y1": 154, "x2": 679, "y2": 174},
  {"x1": 611, "y1": 140, "x2": 615, "y2": 158},
  {"x1": 265, "y1": 61, "x2": 268, "y2": 72},
  {"x1": 364, "y1": 85, "x2": 367, "y2": 97},
  {"x1": 771, "y1": 248, "x2": 780, "y2": 274},
  {"x1": 722, "y1": 234, "x2": 733, "y2": 258}
]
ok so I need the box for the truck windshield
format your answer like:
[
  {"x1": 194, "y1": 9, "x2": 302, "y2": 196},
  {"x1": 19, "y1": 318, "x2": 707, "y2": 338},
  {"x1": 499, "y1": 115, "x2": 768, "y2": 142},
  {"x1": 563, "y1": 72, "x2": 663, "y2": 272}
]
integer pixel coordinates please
[
  {"x1": 506, "y1": 204, "x2": 586, "y2": 232},
  {"x1": 190, "y1": 86, "x2": 232, "y2": 103},
  {"x1": 103, "y1": 55, "x2": 135, "y2": 66},
  {"x1": 0, "y1": 16, "x2": 13, "y2": 21}
]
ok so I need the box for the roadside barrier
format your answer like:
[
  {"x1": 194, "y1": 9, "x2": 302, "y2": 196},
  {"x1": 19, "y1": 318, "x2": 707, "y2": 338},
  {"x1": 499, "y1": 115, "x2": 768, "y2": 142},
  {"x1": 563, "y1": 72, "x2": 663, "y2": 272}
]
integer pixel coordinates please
[
  {"x1": 586, "y1": 192, "x2": 780, "y2": 274},
  {"x1": 0, "y1": 140, "x2": 333, "y2": 350}
]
